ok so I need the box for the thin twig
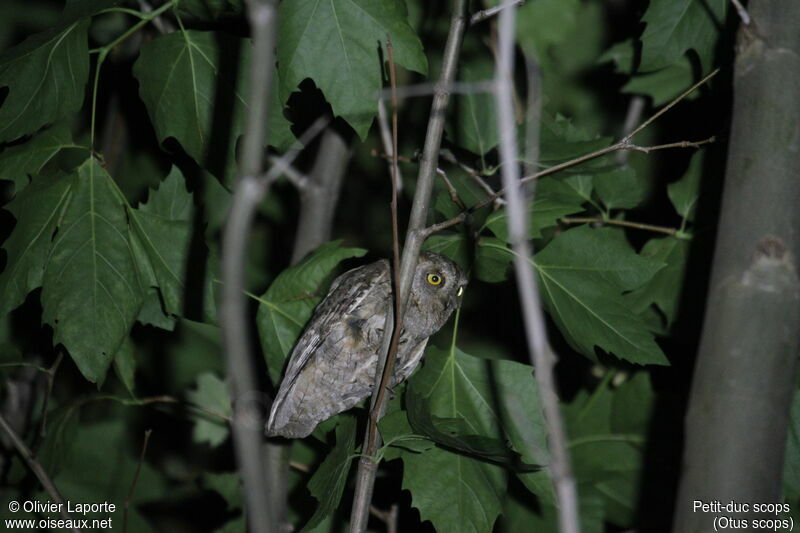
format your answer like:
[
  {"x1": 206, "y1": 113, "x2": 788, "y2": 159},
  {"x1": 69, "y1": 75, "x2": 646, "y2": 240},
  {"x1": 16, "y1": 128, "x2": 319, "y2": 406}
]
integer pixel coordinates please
[
  {"x1": 266, "y1": 155, "x2": 310, "y2": 191},
  {"x1": 616, "y1": 96, "x2": 645, "y2": 165},
  {"x1": 0, "y1": 413, "x2": 80, "y2": 532},
  {"x1": 624, "y1": 137, "x2": 715, "y2": 153},
  {"x1": 36, "y1": 352, "x2": 63, "y2": 446},
  {"x1": 730, "y1": 0, "x2": 751, "y2": 25},
  {"x1": 624, "y1": 68, "x2": 719, "y2": 142},
  {"x1": 423, "y1": 70, "x2": 721, "y2": 237},
  {"x1": 378, "y1": 99, "x2": 404, "y2": 192},
  {"x1": 561, "y1": 217, "x2": 679, "y2": 236},
  {"x1": 376, "y1": 80, "x2": 495, "y2": 101},
  {"x1": 495, "y1": 4, "x2": 580, "y2": 531},
  {"x1": 440, "y1": 148, "x2": 506, "y2": 208},
  {"x1": 264, "y1": 117, "x2": 330, "y2": 184},
  {"x1": 219, "y1": 0, "x2": 279, "y2": 532},
  {"x1": 436, "y1": 167, "x2": 466, "y2": 209},
  {"x1": 470, "y1": 0, "x2": 526, "y2": 25},
  {"x1": 124, "y1": 429, "x2": 152, "y2": 533},
  {"x1": 354, "y1": 38, "x2": 405, "y2": 532},
  {"x1": 137, "y1": 0, "x2": 175, "y2": 33},
  {"x1": 371, "y1": 150, "x2": 414, "y2": 164},
  {"x1": 348, "y1": 2, "x2": 469, "y2": 531}
]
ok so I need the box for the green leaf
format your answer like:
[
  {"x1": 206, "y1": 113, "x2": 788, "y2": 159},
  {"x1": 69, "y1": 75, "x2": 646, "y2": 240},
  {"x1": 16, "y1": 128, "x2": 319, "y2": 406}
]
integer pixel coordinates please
[
  {"x1": 0, "y1": 173, "x2": 73, "y2": 319},
  {"x1": 187, "y1": 372, "x2": 231, "y2": 447},
  {"x1": 537, "y1": 226, "x2": 664, "y2": 291},
  {"x1": 303, "y1": 416, "x2": 356, "y2": 532},
  {"x1": 598, "y1": 39, "x2": 634, "y2": 74},
  {"x1": 490, "y1": 360, "x2": 554, "y2": 503},
  {"x1": 41, "y1": 159, "x2": 143, "y2": 383},
  {"x1": 484, "y1": 177, "x2": 585, "y2": 241},
  {"x1": 179, "y1": 0, "x2": 242, "y2": 21},
  {"x1": 622, "y1": 57, "x2": 695, "y2": 106},
  {"x1": 402, "y1": 445, "x2": 506, "y2": 533},
  {"x1": 475, "y1": 236, "x2": 512, "y2": 283},
  {"x1": 667, "y1": 150, "x2": 704, "y2": 224},
  {"x1": 203, "y1": 471, "x2": 242, "y2": 511},
  {"x1": 594, "y1": 168, "x2": 645, "y2": 211},
  {"x1": 133, "y1": 30, "x2": 292, "y2": 186},
  {"x1": 256, "y1": 241, "x2": 367, "y2": 385},
  {"x1": 532, "y1": 226, "x2": 667, "y2": 364},
  {"x1": 565, "y1": 377, "x2": 651, "y2": 527},
  {"x1": 62, "y1": 0, "x2": 126, "y2": 21},
  {"x1": 432, "y1": 168, "x2": 495, "y2": 228},
  {"x1": 410, "y1": 340, "x2": 551, "y2": 502},
  {"x1": 0, "y1": 20, "x2": 89, "y2": 143},
  {"x1": 610, "y1": 373, "x2": 655, "y2": 434},
  {"x1": 500, "y1": 494, "x2": 605, "y2": 533},
  {"x1": 128, "y1": 167, "x2": 194, "y2": 316},
  {"x1": 379, "y1": 407, "x2": 434, "y2": 457},
  {"x1": 422, "y1": 232, "x2": 470, "y2": 272},
  {"x1": 561, "y1": 175, "x2": 594, "y2": 204},
  {"x1": 277, "y1": 0, "x2": 427, "y2": 139},
  {"x1": 625, "y1": 237, "x2": 690, "y2": 326},
  {"x1": 450, "y1": 61, "x2": 498, "y2": 156},
  {"x1": 514, "y1": 0, "x2": 581, "y2": 60},
  {"x1": 136, "y1": 288, "x2": 177, "y2": 331},
  {"x1": 0, "y1": 123, "x2": 82, "y2": 194},
  {"x1": 405, "y1": 390, "x2": 521, "y2": 464},
  {"x1": 38, "y1": 402, "x2": 81, "y2": 478},
  {"x1": 539, "y1": 116, "x2": 612, "y2": 168},
  {"x1": 639, "y1": 0, "x2": 727, "y2": 72},
  {"x1": 49, "y1": 418, "x2": 168, "y2": 532}
]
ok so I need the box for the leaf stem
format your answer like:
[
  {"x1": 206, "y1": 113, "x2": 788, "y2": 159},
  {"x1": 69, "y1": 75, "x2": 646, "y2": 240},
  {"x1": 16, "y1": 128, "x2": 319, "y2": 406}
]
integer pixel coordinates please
[
  {"x1": 97, "y1": 6, "x2": 149, "y2": 19},
  {"x1": 89, "y1": 0, "x2": 178, "y2": 150},
  {"x1": 561, "y1": 216, "x2": 679, "y2": 236},
  {"x1": 123, "y1": 429, "x2": 152, "y2": 533}
]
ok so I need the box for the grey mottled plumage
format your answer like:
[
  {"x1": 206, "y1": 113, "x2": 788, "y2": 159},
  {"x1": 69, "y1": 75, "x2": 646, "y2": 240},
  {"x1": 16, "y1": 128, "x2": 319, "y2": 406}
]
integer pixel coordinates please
[{"x1": 266, "y1": 252, "x2": 467, "y2": 438}]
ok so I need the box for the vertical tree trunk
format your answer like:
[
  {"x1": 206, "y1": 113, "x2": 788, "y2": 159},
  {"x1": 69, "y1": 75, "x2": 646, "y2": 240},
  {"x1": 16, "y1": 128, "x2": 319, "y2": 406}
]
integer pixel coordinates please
[{"x1": 672, "y1": 3, "x2": 800, "y2": 532}]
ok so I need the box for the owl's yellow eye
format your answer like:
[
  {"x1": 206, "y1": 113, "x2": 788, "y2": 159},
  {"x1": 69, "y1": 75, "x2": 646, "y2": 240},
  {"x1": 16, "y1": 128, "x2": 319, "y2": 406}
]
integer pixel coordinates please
[{"x1": 426, "y1": 273, "x2": 443, "y2": 285}]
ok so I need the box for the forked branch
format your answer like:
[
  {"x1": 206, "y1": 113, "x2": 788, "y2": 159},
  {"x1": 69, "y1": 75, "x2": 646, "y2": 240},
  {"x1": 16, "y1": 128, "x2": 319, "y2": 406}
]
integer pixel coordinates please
[
  {"x1": 348, "y1": 1, "x2": 470, "y2": 531},
  {"x1": 423, "y1": 68, "x2": 720, "y2": 237}
]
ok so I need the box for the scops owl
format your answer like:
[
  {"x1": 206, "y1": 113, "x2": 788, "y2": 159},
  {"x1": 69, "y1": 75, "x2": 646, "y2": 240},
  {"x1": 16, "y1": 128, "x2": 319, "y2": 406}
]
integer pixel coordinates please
[{"x1": 266, "y1": 251, "x2": 467, "y2": 438}]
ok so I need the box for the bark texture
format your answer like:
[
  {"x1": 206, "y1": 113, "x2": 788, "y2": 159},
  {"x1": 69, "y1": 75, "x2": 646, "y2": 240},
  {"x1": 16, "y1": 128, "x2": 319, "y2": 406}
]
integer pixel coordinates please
[{"x1": 672, "y1": 3, "x2": 800, "y2": 532}]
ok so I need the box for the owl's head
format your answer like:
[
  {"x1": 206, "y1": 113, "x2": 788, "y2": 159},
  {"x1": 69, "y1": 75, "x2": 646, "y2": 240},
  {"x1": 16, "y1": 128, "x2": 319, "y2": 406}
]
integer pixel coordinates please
[{"x1": 408, "y1": 252, "x2": 468, "y2": 335}]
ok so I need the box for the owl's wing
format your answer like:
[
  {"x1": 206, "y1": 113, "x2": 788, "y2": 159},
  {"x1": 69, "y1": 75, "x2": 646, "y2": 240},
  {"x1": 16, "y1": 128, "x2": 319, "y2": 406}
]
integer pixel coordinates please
[{"x1": 267, "y1": 261, "x2": 390, "y2": 433}]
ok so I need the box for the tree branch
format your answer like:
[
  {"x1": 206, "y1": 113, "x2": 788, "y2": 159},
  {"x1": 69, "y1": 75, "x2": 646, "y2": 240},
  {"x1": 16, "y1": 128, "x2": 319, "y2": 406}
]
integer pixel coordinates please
[
  {"x1": 0, "y1": 413, "x2": 80, "y2": 532},
  {"x1": 264, "y1": 126, "x2": 352, "y2": 532},
  {"x1": 219, "y1": 1, "x2": 279, "y2": 532},
  {"x1": 672, "y1": 2, "x2": 800, "y2": 531},
  {"x1": 348, "y1": 2, "x2": 470, "y2": 531},
  {"x1": 495, "y1": 6, "x2": 580, "y2": 533},
  {"x1": 471, "y1": 0, "x2": 526, "y2": 25},
  {"x1": 378, "y1": 99, "x2": 404, "y2": 192},
  {"x1": 423, "y1": 69, "x2": 720, "y2": 237}
]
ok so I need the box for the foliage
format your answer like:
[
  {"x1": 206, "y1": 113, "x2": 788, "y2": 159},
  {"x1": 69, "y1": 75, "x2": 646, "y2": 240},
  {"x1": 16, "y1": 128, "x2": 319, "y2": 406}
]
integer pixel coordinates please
[{"x1": 0, "y1": 0, "x2": 778, "y2": 532}]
